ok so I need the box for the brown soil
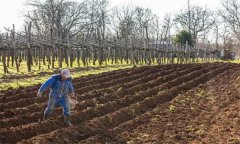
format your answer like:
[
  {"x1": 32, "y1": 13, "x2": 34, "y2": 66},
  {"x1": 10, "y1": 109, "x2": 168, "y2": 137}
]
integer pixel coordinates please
[{"x1": 0, "y1": 63, "x2": 239, "y2": 144}]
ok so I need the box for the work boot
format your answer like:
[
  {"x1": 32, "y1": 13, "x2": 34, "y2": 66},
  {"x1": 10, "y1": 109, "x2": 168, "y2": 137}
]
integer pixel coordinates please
[
  {"x1": 43, "y1": 114, "x2": 49, "y2": 121},
  {"x1": 64, "y1": 115, "x2": 71, "y2": 126}
]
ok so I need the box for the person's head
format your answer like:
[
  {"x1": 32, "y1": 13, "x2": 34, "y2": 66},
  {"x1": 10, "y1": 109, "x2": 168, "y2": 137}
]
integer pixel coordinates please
[{"x1": 60, "y1": 69, "x2": 71, "y2": 81}]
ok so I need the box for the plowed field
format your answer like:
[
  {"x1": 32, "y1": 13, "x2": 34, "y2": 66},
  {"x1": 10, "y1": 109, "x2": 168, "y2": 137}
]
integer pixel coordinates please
[{"x1": 0, "y1": 63, "x2": 239, "y2": 144}]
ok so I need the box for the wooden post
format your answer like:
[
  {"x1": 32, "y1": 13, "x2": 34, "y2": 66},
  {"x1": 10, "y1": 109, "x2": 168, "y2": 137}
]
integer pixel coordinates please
[
  {"x1": 38, "y1": 45, "x2": 41, "y2": 70},
  {"x1": 145, "y1": 26, "x2": 151, "y2": 65},
  {"x1": 114, "y1": 37, "x2": 118, "y2": 64},
  {"x1": 25, "y1": 22, "x2": 32, "y2": 72},
  {"x1": 0, "y1": 36, "x2": 9, "y2": 73},
  {"x1": 11, "y1": 24, "x2": 19, "y2": 72},
  {"x1": 58, "y1": 29, "x2": 63, "y2": 68},
  {"x1": 50, "y1": 27, "x2": 55, "y2": 69},
  {"x1": 130, "y1": 36, "x2": 135, "y2": 66}
]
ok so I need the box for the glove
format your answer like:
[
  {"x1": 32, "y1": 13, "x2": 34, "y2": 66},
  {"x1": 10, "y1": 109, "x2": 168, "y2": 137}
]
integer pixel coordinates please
[{"x1": 37, "y1": 92, "x2": 43, "y2": 97}]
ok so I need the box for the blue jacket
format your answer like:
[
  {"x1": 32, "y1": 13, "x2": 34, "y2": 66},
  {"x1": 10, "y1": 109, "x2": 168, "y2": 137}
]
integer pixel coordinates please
[{"x1": 39, "y1": 74, "x2": 74, "y2": 98}]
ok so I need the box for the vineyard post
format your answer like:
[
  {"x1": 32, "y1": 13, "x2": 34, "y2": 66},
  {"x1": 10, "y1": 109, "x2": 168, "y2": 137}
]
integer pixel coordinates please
[
  {"x1": 11, "y1": 24, "x2": 19, "y2": 72},
  {"x1": 50, "y1": 27, "x2": 55, "y2": 69},
  {"x1": 25, "y1": 22, "x2": 32, "y2": 72},
  {"x1": 0, "y1": 35, "x2": 8, "y2": 73},
  {"x1": 38, "y1": 44, "x2": 41, "y2": 70}
]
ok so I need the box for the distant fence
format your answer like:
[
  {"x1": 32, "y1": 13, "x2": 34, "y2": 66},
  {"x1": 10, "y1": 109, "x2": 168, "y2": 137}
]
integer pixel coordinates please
[{"x1": 0, "y1": 24, "x2": 220, "y2": 73}]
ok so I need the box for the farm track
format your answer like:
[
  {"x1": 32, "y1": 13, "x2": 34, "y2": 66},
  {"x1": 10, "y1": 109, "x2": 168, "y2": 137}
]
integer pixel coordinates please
[{"x1": 0, "y1": 63, "x2": 239, "y2": 144}]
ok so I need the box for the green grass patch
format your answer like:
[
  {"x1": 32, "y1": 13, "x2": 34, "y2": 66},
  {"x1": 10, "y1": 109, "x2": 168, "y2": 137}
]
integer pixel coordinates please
[
  {"x1": 0, "y1": 59, "x2": 133, "y2": 77},
  {"x1": 213, "y1": 59, "x2": 240, "y2": 64},
  {"x1": 1, "y1": 58, "x2": 237, "y2": 91},
  {"x1": 0, "y1": 63, "x2": 133, "y2": 91}
]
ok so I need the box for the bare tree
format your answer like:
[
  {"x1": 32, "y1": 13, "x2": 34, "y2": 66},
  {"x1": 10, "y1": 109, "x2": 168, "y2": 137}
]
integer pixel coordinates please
[
  {"x1": 85, "y1": 0, "x2": 109, "y2": 38},
  {"x1": 162, "y1": 13, "x2": 173, "y2": 43},
  {"x1": 151, "y1": 15, "x2": 161, "y2": 41},
  {"x1": 212, "y1": 15, "x2": 222, "y2": 49},
  {"x1": 134, "y1": 7, "x2": 153, "y2": 38},
  {"x1": 175, "y1": 6, "x2": 214, "y2": 45},
  {"x1": 220, "y1": 24, "x2": 233, "y2": 46},
  {"x1": 112, "y1": 5, "x2": 136, "y2": 39},
  {"x1": 219, "y1": 0, "x2": 240, "y2": 42},
  {"x1": 25, "y1": 0, "x2": 87, "y2": 38}
]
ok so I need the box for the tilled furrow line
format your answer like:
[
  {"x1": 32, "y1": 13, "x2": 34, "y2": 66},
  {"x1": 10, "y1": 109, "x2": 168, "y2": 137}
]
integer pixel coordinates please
[
  {"x1": 0, "y1": 64, "x2": 183, "y2": 99},
  {"x1": 0, "y1": 100, "x2": 47, "y2": 119},
  {"x1": 76, "y1": 65, "x2": 191, "y2": 101},
  {"x1": 74, "y1": 64, "x2": 176, "y2": 96},
  {"x1": 108, "y1": 65, "x2": 235, "y2": 137},
  {"x1": 0, "y1": 64, "x2": 174, "y2": 117},
  {"x1": 110, "y1": 65, "x2": 192, "y2": 93},
  {"x1": 74, "y1": 66, "x2": 138, "y2": 81},
  {"x1": 79, "y1": 65, "x2": 235, "y2": 144},
  {"x1": 0, "y1": 67, "x2": 137, "y2": 98},
  {"x1": 125, "y1": 66, "x2": 201, "y2": 95},
  {"x1": 0, "y1": 108, "x2": 62, "y2": 129},
  {"x1": 82, "y1": 65, "x2": 224, "y2": 130},
  {"x1": 0, "y1": 64, "x2": 203, "y2": 143},
  {"x1": 0, "y1": 97, "x2": 46, "y2": 112},
  {"x1": 0, "y1": 91, "x2": 38, "y2": 103},
  {"x1": 60, "y1": 64, "x2": 237, "y2": 143},
  {"x1": 14, "y1": 64, "x2": 214, "y2": 144},
  {"x1": 0, "y1": 65, "x2": 192, "y2": 128},
  {"x1": 0, "y1": 66, "x2": 150, "y2": 100},
  {"x1": 0, "y1": 68, "x2": 145, "y2": 104},
  {"x1": 0, "y1": 66, "x2": 149, "y2": 101},
  {"x1": 0, "y1": 64, "x2": 190, "y2": 110},
  {"x1": 75, "y1": 65, "x2": 200, "y2": 110},
  {"x1": 73, "y1": 66, "x2": 153, "y2": 88},
  {"x1": 0, "y1": 66, "x2": 158, "y2": 111},
  {"x1": 0, "y1": 86, "x2": 40, "y2": 98}
]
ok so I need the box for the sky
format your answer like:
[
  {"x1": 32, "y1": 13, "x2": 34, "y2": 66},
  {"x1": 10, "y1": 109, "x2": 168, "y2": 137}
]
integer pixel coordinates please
[{"x1": 0, "y1": 0, "x2": 223, "y2": 32}]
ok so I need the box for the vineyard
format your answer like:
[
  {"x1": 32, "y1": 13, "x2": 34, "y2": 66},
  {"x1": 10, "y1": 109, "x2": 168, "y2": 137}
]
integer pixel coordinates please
[{"x1": 0, "y1": 62, "x2": 240, "y2": 143}]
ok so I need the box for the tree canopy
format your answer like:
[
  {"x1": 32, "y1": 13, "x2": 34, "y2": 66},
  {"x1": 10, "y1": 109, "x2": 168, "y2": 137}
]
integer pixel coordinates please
[{"x1": 174, "y1": 30, "x2": 193, "y2": 46}]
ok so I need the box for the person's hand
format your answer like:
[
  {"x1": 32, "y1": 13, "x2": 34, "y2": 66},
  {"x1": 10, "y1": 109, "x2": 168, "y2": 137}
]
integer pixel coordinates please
[
  {"x1": 236, "y1": 130, "x2": 240, "y2": 136},
  {"x1": 69, "y1": 92, "x2": 75, "y2": 97},
  {"x1": 69, "y1": 97, "x2": 78, "y2": 109},
  {"x1": 37, "y1": 92, "x2": 43, "y2": 97}
]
